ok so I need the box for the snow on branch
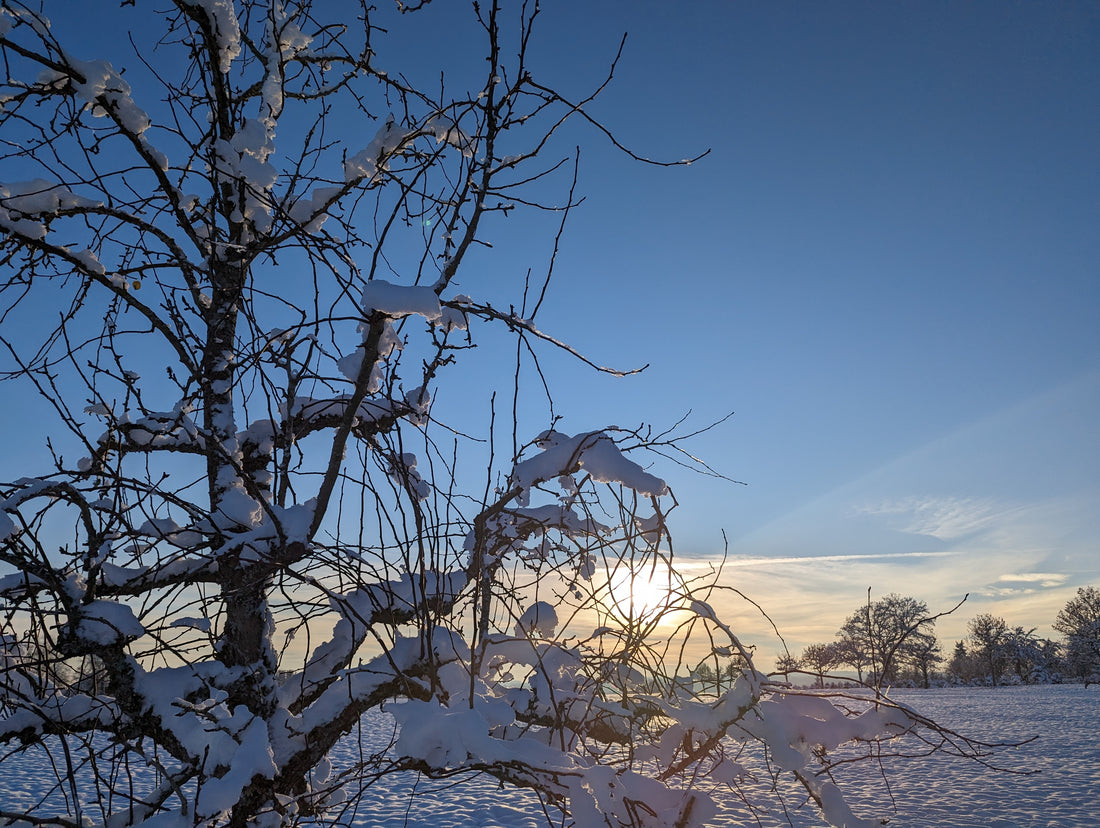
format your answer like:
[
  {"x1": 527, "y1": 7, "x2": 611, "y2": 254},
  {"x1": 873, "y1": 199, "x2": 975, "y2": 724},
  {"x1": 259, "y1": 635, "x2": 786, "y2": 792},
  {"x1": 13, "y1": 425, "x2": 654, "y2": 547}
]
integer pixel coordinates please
[
  {"x1": 359, "y1": 279, "x2": 442, "y2": 321},
  {"x1": 0, "y1": 179, "x2": 103, "y2": 240},
  {"x1": 187, "y1": 0, "x2": 242, "y2": 75},
  {"x1": 510, "y1": 430, "x2": 668, "y2": 503},
  {"x1": 60, "y1": 599, "x2": 145, "y2": 652},
  {"x1": 0, "y1": 690, "x2": 120, "y2": 745},
  {"x1": 343, "y1": 571, "x2": 468, "y2": 626}
]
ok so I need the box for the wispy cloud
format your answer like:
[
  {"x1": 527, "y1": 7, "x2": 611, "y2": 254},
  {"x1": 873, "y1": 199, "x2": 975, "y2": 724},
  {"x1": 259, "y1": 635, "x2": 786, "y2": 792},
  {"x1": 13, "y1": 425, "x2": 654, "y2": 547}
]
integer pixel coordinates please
[
  {"x1": 986, "y1": 571, "x2": 1069, "y2": 596},
  {"x1": 716, "y1": 551, "x2": 954, "y2": 567},
  {"x1": 995, "y1": 572, "x2": 1068, "y2": 586},
  {"x1": 856, "y1": 495, "x2": 1010, "y2": 540}
]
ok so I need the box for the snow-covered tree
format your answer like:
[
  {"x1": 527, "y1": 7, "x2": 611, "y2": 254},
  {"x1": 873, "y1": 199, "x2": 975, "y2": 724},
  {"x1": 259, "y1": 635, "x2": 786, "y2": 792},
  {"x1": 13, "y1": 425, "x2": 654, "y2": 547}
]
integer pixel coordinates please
[
  {"x1": 968, "y1": 613, "x2": 1008, "y2": 686},
  {"x1": 999, "y1": 626, "x2": 1054, "y2": 685},
  {"x1": 1053, "y1": 586, "x2": 1100, "y2": 681},
  {"x1": 946, "y1": 640, "x2": 980, "y2": 685},
  {"x1": 1, "y1": 3, "x2": 1010, "y2": 827}
]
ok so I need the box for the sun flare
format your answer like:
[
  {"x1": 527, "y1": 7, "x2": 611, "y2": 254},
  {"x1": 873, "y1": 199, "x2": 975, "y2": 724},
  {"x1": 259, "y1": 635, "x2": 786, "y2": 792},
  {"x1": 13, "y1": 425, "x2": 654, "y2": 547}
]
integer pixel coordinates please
[{"x1": 606, "y1": 564, "x2": 679, "y2": 619}]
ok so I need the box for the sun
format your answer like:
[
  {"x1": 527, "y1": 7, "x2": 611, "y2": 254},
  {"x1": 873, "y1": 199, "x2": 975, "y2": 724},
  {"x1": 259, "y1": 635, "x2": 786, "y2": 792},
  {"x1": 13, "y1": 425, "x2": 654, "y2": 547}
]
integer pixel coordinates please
[{"x1": 606, "y1": 563, "x2": 679, "y2": 620}]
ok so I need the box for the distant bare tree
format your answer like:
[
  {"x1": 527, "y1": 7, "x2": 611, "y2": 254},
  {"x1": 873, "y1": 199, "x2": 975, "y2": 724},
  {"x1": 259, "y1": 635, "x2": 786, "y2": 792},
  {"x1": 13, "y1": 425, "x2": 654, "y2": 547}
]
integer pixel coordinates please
[
  {"x1": 800, "y1": 642, "x2": 838, "y2": 688},
  {"x1": 774, "y1": 652, "x2": 800, "y2": 683},
  {"x1": 833, "y1": 629, "x2": 872, "y2": 683},
  {"x1": 838, "y1": 592, "x2": 946, "y2": 687},
  {"x1": 906, "y1": 633, "x2": 943, "y2": 688}
]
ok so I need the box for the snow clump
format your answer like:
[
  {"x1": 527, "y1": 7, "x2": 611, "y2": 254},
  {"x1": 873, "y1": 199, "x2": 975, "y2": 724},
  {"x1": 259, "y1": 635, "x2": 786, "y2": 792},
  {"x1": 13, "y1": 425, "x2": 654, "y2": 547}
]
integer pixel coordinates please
[{"x1": 515, "y1": 602, "x2": 558, "y2": 638}]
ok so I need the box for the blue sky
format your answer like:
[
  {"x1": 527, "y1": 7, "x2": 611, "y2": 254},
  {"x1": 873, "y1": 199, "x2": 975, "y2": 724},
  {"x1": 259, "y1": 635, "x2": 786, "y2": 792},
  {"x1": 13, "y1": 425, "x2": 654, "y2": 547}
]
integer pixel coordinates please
[
  {"x1": 479, "y1": 1, "x2": 1100, "y2": 658},
  {"x1": 4, "y1": 2, "x2": 1097, "y2": 666}
]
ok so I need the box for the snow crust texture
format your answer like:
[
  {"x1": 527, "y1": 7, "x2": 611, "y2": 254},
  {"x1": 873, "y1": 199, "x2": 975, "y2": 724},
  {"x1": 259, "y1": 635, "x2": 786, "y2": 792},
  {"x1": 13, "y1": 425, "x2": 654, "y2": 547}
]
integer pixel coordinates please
[{"x1": 2, "y1": 686, "x2": 1096, "y2": 827}]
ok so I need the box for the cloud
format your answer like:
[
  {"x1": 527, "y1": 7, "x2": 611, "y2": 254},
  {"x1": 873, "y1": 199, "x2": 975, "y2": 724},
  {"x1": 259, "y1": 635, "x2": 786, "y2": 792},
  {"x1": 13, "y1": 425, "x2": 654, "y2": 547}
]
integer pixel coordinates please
[
  {"x1": 985, "y1": 571, "x2": 1069, "y2": 597},
  {"x1": 856, "y1": 495, "x2": 1012, "y2": 540},
  {"x1": 713, "y1": 551, "x2": 954, "y2": 567},
  {"x1": 995, "y1": 572, "x2": 1068, "y2": 586}
]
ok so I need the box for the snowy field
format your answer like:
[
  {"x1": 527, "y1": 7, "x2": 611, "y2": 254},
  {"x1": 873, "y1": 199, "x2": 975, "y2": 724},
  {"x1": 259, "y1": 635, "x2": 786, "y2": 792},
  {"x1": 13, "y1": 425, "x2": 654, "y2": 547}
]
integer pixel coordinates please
[{"x1": 1, "y1": 684, "x2": 1096, "y2": 827}]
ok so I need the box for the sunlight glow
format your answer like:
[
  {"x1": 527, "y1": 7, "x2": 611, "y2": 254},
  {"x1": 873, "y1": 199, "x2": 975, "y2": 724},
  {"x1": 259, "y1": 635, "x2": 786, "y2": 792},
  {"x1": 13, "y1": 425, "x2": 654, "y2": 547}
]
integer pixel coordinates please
[{"x1": 605, "y1": 562, "x2": 679, "y2": 621}]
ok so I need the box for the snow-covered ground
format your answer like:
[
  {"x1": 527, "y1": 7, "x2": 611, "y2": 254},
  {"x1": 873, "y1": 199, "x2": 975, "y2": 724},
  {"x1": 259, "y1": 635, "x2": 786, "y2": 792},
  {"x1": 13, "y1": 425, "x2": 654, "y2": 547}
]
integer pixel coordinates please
[
  {"x1": 1, "y1": 685, "x2": 1096, "y2": 827},
  {"x1": 813, "y1": 684, "x2": 1100, "y2": 828}
]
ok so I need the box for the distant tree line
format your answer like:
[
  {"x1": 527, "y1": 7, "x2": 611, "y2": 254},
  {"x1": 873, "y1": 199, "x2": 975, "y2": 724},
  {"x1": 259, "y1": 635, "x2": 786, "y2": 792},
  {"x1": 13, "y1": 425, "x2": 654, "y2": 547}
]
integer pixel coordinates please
[
  {"x1": 691, "y1": 658, "x2": 747, "y2": 694},
  {"x1": 784, "y1": 586, "x2": 1100, "y2": 688}
]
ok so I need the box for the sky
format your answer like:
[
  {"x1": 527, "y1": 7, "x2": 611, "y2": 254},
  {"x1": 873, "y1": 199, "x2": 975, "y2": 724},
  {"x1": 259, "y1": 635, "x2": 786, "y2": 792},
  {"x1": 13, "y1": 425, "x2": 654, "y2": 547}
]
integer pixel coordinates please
[
  {"x1": 3, "y1": 2, "x2": 1098, "y2": 670},
  {"x1": 458, "y1": 1, "x2": 1100, "y2": 662}
]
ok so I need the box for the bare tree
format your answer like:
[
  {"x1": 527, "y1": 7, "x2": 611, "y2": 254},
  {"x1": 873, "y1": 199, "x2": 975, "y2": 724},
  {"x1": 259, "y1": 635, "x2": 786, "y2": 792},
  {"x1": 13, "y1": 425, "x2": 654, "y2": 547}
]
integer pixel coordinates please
[
  {"x1": 833, "y1": 628, "x2": 871, "y2": 684},
  {"x1": 837, "y1": 592, "x2": 943, "y2": 687},
  {"x1": 906, "y1": 633, "x2": 943, "y2": 689},
  {"x1": 774, "y1": 652, "x2": 800, "y2": 683},
  {"x1": 0, "y1": 3, "x2": 1014, "y2": 827},
  {"x1": 800, "y1": 642, "x2": 838, "y2": 689}
]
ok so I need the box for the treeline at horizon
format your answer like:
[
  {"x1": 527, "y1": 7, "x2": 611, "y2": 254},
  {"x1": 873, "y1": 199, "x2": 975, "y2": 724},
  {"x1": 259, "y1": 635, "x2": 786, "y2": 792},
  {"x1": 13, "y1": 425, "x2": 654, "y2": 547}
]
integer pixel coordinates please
[{"x1": 690, "y1": 586, "x2": 1100, "y2": 692}]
